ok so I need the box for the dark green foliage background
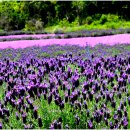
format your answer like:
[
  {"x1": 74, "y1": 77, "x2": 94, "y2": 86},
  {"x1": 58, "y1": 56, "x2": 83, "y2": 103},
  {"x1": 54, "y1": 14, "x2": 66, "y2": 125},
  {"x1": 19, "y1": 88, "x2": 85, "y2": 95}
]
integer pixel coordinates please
[{"x1": 1, "y1": 1, "x2": 130, "y2": 31}]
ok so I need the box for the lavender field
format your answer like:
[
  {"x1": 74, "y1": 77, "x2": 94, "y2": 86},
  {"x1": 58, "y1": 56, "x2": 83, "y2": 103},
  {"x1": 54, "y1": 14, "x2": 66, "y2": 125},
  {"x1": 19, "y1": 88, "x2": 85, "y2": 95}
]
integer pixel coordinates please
[
  {"x1": 0, "y1": 40, "x2": 129, "y2": 129},
  {"x1": 1, "y1": 1, "x2": 130, "y2": 129}
]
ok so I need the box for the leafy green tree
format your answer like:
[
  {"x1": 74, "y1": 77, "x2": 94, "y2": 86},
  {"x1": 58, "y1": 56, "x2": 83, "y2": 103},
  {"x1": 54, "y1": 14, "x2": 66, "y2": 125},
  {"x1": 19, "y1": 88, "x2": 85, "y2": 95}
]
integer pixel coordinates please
[{"x1": 0, "y1": 1, "x2": 28, "y2": 30}]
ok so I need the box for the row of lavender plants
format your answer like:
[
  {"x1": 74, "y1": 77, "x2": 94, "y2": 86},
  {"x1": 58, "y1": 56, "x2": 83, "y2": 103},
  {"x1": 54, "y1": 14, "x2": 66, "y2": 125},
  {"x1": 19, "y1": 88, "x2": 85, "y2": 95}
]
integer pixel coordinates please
[
  {"x1": 1, "y1": 28, "x2": 130, "y2": 38},
  {"x1": 1, "y1": 28, "x2": 130, "y2": 42},
  {"x1": 0, "y1": 44, "x2": 129, "y2": 60},
  {"x1": 0, "y1": 44, "x2": 129, "y2": 129},
  {"x1": 0, "y1": 30, "x2": 48, "y2": 36}
]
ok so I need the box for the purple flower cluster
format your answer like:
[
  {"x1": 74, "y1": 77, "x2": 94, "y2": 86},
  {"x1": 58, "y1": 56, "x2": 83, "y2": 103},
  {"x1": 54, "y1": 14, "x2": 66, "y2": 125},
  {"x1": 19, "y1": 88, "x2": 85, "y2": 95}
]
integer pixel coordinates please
[
  {"x1": 0, "y1": 44, "x2": 129, "y2": 129},
  {"x1": 50, "y1": 117, "x2": 62, "y2": 129}
]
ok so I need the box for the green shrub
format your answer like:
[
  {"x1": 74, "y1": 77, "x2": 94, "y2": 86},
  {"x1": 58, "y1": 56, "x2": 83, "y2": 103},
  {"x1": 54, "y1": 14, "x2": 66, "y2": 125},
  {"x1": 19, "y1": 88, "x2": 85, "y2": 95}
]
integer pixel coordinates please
[
  {"x1": 86, "y1": 16, "x2": 93, "y2": 25},
  {"x1": 35, "y1": 20, "x2": 43, "y2": 31},
  {"x1": 38, "y1": 52, "x2": 50, "y2": 58},
  {"x1": 71, "y1": 18, "x2": 79, "y2": 26},
  {"x1": 24, "y1": 19, "x2": 36, "y2": 31},
  {"x1": 24, "y1": 19, "x2": 43, "y2": 31},
  {"x1": 100, "y1": 14, "x2": 108, "y2": 24},
  {"x1": 91, "y1": 20, "x2": 100, "y2": 26},
  {"x1": 0, "y1": 29, "x2": 3, "y2": 32},
  {"x1": 0, "y1": 31, "x2": 6, "y2": 36},
  {"x1": 109, "y1": 23, "x2": 117, "y2": 29},
  {"x1": 99, "y1": 14, "x2": 120, "y2": 25},
  {"x1": 107, "y1": 14, "x2": 119, "y2": 22},
  {"x1": 59, "y1": 18, "x2": 70, "y2": 27},
  {"x1": 53, "y1": 50, "x2": 66, "y2": 56},
  {"x1": 93, "y1": 14, "x2": 102, "y2": 20},
  {"x1": 106, "y1": 22, "x2": 119, "y2": 29}
]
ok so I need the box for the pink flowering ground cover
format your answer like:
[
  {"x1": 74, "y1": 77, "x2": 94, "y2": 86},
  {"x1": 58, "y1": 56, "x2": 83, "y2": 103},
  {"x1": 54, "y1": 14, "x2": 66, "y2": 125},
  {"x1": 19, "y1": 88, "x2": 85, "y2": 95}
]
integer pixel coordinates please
[{"x1": 0, "y1": 34, "x2": 130, "y2": 49}]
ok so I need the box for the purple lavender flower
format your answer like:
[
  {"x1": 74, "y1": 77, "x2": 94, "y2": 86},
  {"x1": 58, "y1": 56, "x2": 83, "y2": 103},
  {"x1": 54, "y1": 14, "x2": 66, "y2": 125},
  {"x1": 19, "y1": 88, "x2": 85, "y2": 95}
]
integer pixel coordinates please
[
  {"x1": 109, "y1": 122, "x2": 114, "y2": 129},
  {"x1": 57, "y1": 122, "x2": 62, "y2": 129},
  {"x1": 111, "y1": 100, "x2": 116, "y2": 108},
  {"x1": 65, "y1": 124, "x2": 69, "y2": 129},
  {"x1": 22, "y1": 112, "x2": 27, "y2": 123},
  {"x1": 75, "y1": 114, "x2": 80, "y2": 125},
  {"x1": 16, "y1": 112, "x2": 19, "y2": 120},
  {"x1": 0, "y1": 122, "x2": 2, "y2": 129},
  {"x1": 33, "y1": 107, "x2": 38, "y2": 119},
  {"x1": 65, "y1": 94, "x2": 68, "y2": 103},
  {"x1": 84, "y1": 101, "x2": 88, "y2": 109},
  {"x1": 53, "y1": 120, "x2": 58, "y2": 129},
  {"x1": 59, "y1": 101, "x2": 64, "y2": 110},
  {"x1": 87, "y1": 120, "x2": 93, "y2": 129},
  {"x1": 0, "y1": 77, "x2": 3, "y2": 86},
  {"x1": 48, "y1": 94, "x2": 52, "y2": 104},
  {"x1": 118, "y1": 107, "x2": 122, "y2": 118},
  {"x1": 38, "y1": 117, "x2": 43, "y2": 128},
  {"x1": 49, "y1": 124, "x2": 54, "y2": 129},
  {"x1": 124, "y1": 107, "x2": 128, "y2": 117},
  {"x1": 104, "y1": 117, "x2": 108, "y2": 126},
  {"x1": 123, "y1": 119, "x2": 128, "y2": 129}
]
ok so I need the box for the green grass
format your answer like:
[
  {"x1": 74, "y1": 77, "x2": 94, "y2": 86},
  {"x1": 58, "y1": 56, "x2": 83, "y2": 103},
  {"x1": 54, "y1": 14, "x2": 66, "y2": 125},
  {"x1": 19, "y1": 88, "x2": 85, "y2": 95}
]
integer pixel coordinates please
[
  {"x1": 37, "y1": 52, "x2": 50, "y2": 58},
  {"x1": 36, "y1": 96, "x2": 76, "y2": 129},
  {"x1": 14, "y1": 53, "x2": 21, "y2": 61},
  {"x1": 110, "y1": 48, "x2": 122, "y2": 56},
  {"x1": 44, "y1": 21, "x2": 130, "y2": 33},
  {"x1": 53, "y1": 50, "x2": 66, "y2": 56},
  {"x1": 0, "y1": 82, "x2": 6, "y2": 101},
  {"x1": 124, "y1": 45, "x2": 130, "y2": 51}
]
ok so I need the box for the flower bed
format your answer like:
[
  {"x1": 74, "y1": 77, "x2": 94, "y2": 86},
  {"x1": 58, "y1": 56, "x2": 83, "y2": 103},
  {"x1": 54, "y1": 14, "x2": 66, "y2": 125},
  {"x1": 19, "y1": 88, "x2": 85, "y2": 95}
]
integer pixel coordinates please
[{"x1": 0, "y1": 44, "x2": 129, "y2": 129}]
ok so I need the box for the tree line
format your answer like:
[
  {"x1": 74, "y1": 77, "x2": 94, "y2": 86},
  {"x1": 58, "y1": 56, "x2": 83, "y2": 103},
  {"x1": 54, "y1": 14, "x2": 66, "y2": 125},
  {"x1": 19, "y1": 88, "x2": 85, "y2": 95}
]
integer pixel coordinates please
[{"x1": 0, "y1": 1, "x2": 130, "y2": 31}]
